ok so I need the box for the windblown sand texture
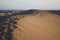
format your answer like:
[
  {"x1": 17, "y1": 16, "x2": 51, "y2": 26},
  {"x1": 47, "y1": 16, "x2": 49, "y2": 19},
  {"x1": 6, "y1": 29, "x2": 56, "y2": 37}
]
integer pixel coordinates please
[{"x1": 13, "y1": 12, "x2": 60, "y2": 40}]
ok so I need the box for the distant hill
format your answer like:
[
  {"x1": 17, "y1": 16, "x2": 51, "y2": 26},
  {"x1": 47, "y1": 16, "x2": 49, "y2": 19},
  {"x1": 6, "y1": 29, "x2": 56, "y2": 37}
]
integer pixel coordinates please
[
  {"x1": 0, "y1": 9, "x2": 60, "y2": 16},
  {"x1": 48, "y1": 10, "x2": 60, "y2": 15}
]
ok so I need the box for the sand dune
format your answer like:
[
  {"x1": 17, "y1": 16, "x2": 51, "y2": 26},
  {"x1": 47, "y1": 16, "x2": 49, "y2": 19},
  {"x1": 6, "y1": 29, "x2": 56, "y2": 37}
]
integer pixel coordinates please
[{"x1": 13, "y1": 12, "x2": 60, "y2": 40}]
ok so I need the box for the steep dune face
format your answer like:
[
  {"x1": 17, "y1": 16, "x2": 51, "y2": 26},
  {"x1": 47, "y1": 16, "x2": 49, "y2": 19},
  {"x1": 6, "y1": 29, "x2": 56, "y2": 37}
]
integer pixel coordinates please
[{"x1": 13, "y1": 12, "x2": 60, "y2": 40}]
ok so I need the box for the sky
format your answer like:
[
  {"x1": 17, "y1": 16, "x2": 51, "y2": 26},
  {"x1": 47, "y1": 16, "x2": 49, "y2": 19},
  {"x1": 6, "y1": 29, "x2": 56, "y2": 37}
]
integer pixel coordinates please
[{"x1": 0, "y1": 0, "x2": 60, "y2": 10}]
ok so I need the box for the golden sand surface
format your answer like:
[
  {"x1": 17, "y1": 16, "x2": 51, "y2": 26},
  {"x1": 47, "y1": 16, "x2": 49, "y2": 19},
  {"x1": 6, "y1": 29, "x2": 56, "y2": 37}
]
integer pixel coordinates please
[{"x1": 13, "y1": 12, "x2": 60, "y2": 40}]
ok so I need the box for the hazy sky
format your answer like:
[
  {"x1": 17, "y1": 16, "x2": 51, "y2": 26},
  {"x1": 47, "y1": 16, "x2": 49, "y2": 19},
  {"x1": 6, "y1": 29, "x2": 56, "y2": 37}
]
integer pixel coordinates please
[{"x1": 0, "y1": 0, "x2": 60, "y2": 10}]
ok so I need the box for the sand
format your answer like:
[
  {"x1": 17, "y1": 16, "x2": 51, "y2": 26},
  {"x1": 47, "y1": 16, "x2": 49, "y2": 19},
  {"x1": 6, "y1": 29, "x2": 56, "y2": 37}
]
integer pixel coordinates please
[
  {"x1": 0, "y1": 13, "x2": 6, "y2": 16},
  {"x1": 13, "y1": 12, "x2": 60, "y2": 40}
]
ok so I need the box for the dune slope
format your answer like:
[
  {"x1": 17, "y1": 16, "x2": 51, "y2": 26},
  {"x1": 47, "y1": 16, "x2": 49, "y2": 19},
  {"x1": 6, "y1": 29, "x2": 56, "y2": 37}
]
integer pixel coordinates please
[{"x1": 13, "y1": 12, "x2": 60, "y2": 40}]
